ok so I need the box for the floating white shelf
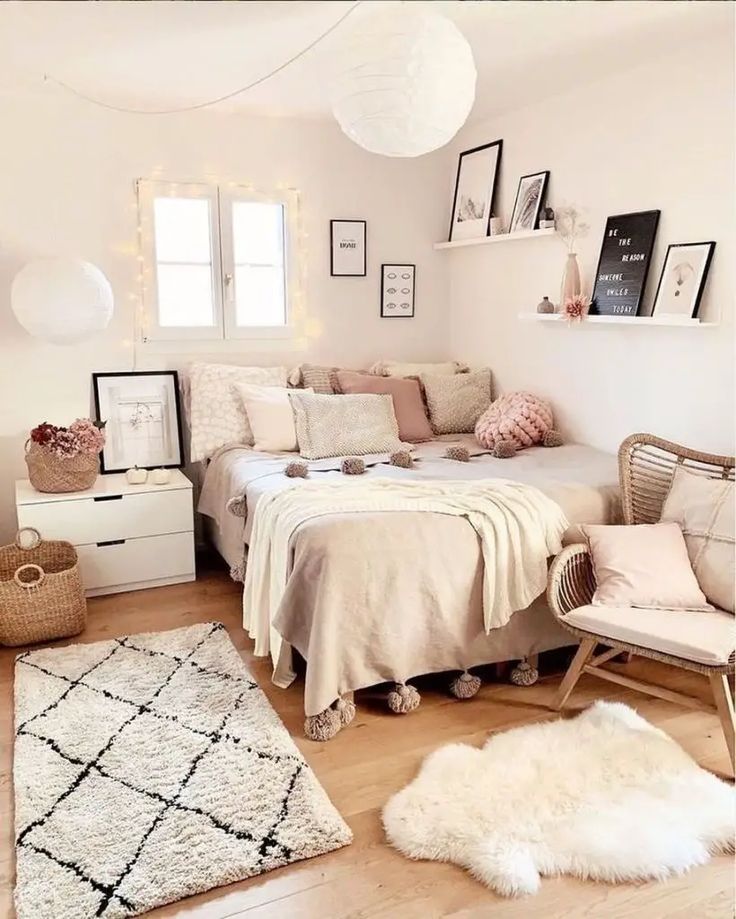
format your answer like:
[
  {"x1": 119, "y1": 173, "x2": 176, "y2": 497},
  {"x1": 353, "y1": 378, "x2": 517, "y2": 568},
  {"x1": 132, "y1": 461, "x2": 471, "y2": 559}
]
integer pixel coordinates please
[
  {"x1": 518, "y1": 312, "x2": 717, "y2": 327},
  {"x1": 434, "y1": 228, "x2": 556, "y2": 250}
]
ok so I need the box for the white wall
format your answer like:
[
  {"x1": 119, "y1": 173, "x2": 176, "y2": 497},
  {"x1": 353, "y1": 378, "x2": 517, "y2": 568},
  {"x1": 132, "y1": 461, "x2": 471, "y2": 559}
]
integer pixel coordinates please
[
  {"x1": 448, "y1": 33, "x2": 735, "y2": 456},
  {"x1": 0, "y1": 98, "x2": 449, "y2": 541}
]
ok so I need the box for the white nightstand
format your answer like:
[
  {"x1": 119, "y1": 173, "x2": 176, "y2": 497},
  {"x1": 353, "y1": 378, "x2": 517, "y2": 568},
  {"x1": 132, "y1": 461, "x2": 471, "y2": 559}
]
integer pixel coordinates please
[{"x1": 15, "y1": 470, "x2": 196, "y2": 597}]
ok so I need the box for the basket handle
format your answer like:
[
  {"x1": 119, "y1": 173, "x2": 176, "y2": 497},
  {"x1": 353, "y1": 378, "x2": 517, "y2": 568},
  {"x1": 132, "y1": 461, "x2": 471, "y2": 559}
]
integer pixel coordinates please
[
  {"x1": 14, "y1": 563, "x2": 46, "y2": 589},
  {"x1": 15, "y1": 527, "x2": 42, "y2": 550}
]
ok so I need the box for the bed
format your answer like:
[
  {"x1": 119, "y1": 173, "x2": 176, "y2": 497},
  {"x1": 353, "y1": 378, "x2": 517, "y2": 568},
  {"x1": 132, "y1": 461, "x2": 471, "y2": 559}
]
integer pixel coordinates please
[{"x1": 198, "y1": 435, "x2": 621, "y2": 728}]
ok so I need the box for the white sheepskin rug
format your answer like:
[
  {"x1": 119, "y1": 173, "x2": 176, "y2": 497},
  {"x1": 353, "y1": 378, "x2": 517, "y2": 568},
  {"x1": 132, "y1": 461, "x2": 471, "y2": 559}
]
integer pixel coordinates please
[{"x1": 383, "y1": 701, "x2": 734, "y2": 897}]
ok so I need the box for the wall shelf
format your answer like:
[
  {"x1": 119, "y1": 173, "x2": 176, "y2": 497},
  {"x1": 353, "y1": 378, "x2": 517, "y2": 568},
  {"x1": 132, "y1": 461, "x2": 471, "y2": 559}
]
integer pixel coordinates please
[
  {"x1": 434, "y1": 228, "x2": 556, "y2": 250},
  {"x1": 518, "y1": 312, "x2": 717, "y2": 327}
]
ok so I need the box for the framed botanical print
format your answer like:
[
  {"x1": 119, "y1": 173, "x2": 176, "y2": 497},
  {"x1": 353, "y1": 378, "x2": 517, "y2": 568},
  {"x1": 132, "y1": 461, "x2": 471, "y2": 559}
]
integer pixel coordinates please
[
  {"x1": 381, "y1": 264, "x2": 415, "y2": 318},
  {"x1": 92, "y1": 371, "x2": 184, "y2": 473},
  {"x1": 448, "y1": 140, "x2": 503, "y2": 242},
  {"x1": 509, "y1": 170, "x2": 549, "y2": 234},
  {"x1": 330, "y1": 219, "x2": 366, "y2": 276},
  {"x1": 651, "y1": 241, "x2": 716, "y2": 319}
]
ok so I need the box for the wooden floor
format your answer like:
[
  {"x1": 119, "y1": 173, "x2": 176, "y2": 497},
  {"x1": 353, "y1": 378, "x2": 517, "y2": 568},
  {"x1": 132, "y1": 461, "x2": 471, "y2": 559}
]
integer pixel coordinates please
[{"x1": 1, "y1": 560, "x2": 733, "y2": 919}]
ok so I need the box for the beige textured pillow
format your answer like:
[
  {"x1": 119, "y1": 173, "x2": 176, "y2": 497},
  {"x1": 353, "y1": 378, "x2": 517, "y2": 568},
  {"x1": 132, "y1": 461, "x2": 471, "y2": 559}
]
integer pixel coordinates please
[
  {"x1": 583, "y1": 522, "x2": 713, "y2": 611},
  {"x1": 289, "y1": 392, "x2": 406, "y2": 460},
  {"x1": 421, "y1": 369, "x2": 492, "y2": 434},
  {"x1": 661, "y1": 466, "x2": 734, "y2": 613},
  {"x1": 334, "y1": 370, "x2": 433, "y2": 443},
  {"x1": 188, "y1": 363, "x2": 288, "y2": 461},
  {"x1": 300, "y1": 364, "x2": 340, "y2": 394}
]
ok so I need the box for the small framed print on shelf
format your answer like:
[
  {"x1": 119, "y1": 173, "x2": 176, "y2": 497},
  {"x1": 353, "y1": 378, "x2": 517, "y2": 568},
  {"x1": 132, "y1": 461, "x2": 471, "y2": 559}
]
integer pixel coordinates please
[
  {"x1": 330, "y1": 219, "x2": 366, "y2": 276},
  {"x1": 381, "y1": 264, "x2": 415, "y2": 318},
  {"x1": 651, "y1": 241, "x2": 716, "y2": 320},
  {"x1": 509, "y1": 170, "x2": 550, "y2": 233},
  {"x1": 92, "y1": 371, "x2": 184, "y2": 473}
]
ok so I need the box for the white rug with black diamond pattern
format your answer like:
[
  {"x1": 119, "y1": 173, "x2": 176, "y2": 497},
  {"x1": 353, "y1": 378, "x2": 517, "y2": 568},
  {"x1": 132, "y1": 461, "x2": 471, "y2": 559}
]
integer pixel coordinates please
[{"x1": 13, "y1": 621, "x2": 352, "y2": 919}]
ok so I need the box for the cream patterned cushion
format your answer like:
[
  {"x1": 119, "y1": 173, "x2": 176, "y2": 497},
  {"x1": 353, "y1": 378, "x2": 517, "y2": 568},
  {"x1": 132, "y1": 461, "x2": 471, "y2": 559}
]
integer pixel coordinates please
[
  {"x1": 289, "y1": 392, "x2": 406, "y2": 460},
  {"x1": 661, "y1": 466, "x2": 735, "y2": 613},
  {"x1": 420, "y1": 369, "x2": 492, "y2": 434},
  {"x1": 299, "y1": 364, "x2": 340, "y2": 394},
  {"x1": 188, "y1": 362, "x2": 288, "y2": 461}
]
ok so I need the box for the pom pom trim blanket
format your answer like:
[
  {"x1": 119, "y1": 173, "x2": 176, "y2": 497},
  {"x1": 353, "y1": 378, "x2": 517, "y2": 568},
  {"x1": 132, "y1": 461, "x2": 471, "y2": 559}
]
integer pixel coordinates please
[{"x1": 243, "y1": 478, "x2": 567, "y2": 713}]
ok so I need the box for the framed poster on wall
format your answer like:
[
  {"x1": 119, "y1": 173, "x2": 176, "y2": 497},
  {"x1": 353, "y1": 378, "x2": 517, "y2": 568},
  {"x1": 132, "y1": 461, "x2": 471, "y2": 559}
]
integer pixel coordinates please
[
  {"x1": 330, "y1": 219, "x2": 366, "y2": 276},
  {"x1": 590, "y1": 210, "x2": 660, "y2": 316},
  {"x1": 651, "y1": 241, "x2": 716, "y2": 320},
  {"x1": 380, "y1": 264, "x2": 415, "y2": 318}
]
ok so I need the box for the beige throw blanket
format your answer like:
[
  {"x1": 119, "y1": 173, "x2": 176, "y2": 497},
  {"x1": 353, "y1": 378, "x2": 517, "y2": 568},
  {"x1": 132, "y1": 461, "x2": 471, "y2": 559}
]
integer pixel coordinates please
[{"x1": 243, "y1": 478, "x2": 568, "y2": 686}]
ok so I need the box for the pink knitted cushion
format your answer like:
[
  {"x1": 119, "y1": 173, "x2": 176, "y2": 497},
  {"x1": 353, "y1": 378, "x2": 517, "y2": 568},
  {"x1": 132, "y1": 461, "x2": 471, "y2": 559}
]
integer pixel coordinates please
[{"x1": 475, "y1": 392, "x2": 554, "y2": 450}]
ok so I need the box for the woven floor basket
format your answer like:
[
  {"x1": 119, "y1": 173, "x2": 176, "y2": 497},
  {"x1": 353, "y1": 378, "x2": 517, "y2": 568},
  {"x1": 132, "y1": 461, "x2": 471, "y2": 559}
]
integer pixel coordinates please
[
  {"x1": 0, "y1": 528, "x2": 87, "y2": 647},
  {"x1": 25, "y1": 440, "x2": 99, "y2": 493}
]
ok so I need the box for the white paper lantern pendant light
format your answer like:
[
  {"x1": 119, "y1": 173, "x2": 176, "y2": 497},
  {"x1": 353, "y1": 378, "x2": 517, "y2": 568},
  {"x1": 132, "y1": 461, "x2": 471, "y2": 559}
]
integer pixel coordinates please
[
  {"x1": 11, "y1": 258, "x2": 114, "y2": 345},
  {"x1": 332, "y1": 6, "x2": 477, "y2": 158}
]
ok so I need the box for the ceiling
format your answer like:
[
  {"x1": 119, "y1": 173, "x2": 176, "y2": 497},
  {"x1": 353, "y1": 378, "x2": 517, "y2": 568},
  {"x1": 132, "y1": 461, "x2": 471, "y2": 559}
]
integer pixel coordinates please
[{"x1": 0, "y1": 1, "x2": 730, "y2": 122}]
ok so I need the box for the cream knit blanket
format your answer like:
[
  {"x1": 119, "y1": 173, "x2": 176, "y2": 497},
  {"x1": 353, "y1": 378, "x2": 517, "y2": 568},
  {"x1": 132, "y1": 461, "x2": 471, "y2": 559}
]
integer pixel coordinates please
[{"x1": 243, "y1": 478, "x2": 568, "y2": 678}]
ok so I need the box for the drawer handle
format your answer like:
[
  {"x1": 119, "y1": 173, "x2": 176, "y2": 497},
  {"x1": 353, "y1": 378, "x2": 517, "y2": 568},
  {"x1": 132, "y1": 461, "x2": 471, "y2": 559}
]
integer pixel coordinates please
[
  {"x1": 97, "y1": 539, "x2": 125, "y2": 547},
  {"x1": 94, "y1": 495, "x2": 124, "y2": 502}
]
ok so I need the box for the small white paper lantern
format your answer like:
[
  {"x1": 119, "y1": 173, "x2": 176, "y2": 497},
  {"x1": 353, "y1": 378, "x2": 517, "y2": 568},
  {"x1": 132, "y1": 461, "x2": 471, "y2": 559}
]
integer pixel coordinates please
[
  {"x1": 331, "y1": 7, "x2": 476, "y2": 158},
  {"x1": 11, "y1": 258, "x2": 114, "y2": 345}
]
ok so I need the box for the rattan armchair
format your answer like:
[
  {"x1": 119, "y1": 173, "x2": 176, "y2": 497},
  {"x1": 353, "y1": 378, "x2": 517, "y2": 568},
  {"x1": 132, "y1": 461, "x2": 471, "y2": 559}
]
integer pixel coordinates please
[{"x1": 547, "y1": 433, "x2": 735, "y2": 772}]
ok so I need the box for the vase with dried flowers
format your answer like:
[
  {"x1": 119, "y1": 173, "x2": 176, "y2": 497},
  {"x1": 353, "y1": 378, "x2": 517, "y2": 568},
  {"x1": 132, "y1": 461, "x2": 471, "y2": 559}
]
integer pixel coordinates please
[
  {"x1": 562, "y1": 294, "x2": 591, "y2": 323},
  {"x1": 25, "y1": 418, "x2": 106, "y2": 493},
  {"x1": 556, "y1": 205, "x2": 590, "y2": 306}
]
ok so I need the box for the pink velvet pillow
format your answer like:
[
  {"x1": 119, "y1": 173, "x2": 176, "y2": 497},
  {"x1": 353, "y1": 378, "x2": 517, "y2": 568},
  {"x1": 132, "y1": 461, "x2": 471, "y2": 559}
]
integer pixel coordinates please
[
  {"x1": 583, "y1": 522, "x2": 713, "y2": 611},
  {"x1": 334, "y1": 370, "x2": 433, "y2": 443}
]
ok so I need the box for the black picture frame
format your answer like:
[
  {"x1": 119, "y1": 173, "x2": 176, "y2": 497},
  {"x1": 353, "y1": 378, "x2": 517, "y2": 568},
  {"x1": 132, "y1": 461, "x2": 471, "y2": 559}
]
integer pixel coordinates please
[
  {"x1": 590, "y1": 210, "x2": 661, "y2": 317},
  {"x1": 380, "y1": 263, "x2": 415, "y2": 318},
  {"x1": 651, "y1": 241, "x2": 716, "y2": 320},
  {"x1": 92, "y1": 370, "x2": 184, "y2": 474},
  {"x1": 330, "y1": 219, "x2": 366, "y2": 277},
  {"x1": 508, "y1": 170, "x2": 550, "y2": 234},
  {"x1": 448, "y1": 139, "x2": 503, "y2": 242}
]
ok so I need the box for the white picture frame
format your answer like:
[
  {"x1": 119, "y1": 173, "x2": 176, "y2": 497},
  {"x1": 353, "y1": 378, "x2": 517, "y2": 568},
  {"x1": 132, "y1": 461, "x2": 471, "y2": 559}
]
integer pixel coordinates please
[
  {"x1": 330, "y1": 219, "x2": 366, "y2": 276},
  {"x1": 93, "y1": 371, "x2": 184, "y2": 473}
]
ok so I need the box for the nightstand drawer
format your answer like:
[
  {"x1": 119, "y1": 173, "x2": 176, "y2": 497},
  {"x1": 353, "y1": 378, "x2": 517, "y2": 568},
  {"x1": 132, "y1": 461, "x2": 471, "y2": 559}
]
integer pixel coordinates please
[
  {"x1": 76, "y1": 532, "x2": 195, "y2": 592},
  {"x1": 17, "y1": 489, "x2": 192, "y2": 545}
]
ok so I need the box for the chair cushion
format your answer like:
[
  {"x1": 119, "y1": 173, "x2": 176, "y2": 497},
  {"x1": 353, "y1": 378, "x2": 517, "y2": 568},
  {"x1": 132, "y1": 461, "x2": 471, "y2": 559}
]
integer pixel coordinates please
[
  {"x1": 565, "y1": 604, "x2": 735, "y2": 666},
  {"x1": 661, "y1": 465, "x2": 735, "y2": 614}
]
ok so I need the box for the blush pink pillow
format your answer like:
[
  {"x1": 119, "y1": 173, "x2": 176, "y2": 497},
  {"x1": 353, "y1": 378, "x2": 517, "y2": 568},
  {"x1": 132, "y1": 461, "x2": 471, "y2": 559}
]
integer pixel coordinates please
[
  {"x1": 334, "y1": 370, "x2": 433, "y2": 443},
  {"x1": 475, "y1": 391, "x2": 553, "y2": 450},
  {"x1": 583, "y1": 522, "x2": 713, "y2": 611}
]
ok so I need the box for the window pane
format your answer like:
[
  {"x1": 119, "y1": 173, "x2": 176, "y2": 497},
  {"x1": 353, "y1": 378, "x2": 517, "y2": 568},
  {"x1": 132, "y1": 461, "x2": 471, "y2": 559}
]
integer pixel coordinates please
[
  {"x1": 234, "y1": 265, "x2": 285, "y2": 327},
  {"x1": 154, "y1": 197, "x2": 212, "y2": 264},
  {"x1": 232, "y1": 201, "x2": 284, "y2": 266},
  {"x1": 156, "y1": 264, "x2": 215, "y2": 327}
]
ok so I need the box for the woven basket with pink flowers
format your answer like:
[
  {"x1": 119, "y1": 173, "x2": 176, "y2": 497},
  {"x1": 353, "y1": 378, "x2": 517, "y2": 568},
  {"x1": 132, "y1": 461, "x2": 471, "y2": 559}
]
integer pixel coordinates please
[{"x1": 25, "y1": 419, "x2": 106, "y2": 493}]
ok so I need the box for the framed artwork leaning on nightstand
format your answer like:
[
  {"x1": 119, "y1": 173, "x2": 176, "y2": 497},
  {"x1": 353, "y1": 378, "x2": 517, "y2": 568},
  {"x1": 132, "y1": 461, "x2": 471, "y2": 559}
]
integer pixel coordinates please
[{"x1": 92, "y1": 371, "x2": 184, "y2": 473}]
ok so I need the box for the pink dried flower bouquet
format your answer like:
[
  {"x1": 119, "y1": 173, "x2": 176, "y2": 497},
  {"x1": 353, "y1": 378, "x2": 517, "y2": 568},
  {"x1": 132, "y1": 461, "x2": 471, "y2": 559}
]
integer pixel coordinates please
[
  {"x1": 563, "y1": 294, "x2": 590, "y2": 322},
  {"x1": 29, "y1": 418, "x2": 106, "y2": 459}
]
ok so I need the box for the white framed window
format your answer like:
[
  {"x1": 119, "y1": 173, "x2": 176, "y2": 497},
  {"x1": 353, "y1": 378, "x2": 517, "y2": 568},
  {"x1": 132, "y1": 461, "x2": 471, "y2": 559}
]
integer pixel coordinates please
[{"x1": 137, "y1": 180, "x2": 295, "y2": 342}]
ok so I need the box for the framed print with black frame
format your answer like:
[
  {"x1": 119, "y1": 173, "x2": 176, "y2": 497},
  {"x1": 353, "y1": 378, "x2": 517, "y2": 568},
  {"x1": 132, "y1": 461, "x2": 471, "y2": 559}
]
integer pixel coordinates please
[
  {"x1": 509, "y1": 170, "x2": 550, "y2": 234},
  {"x1": 651, "y1": 241, "x2": 716, "y2": 320},
  {"x1": 381, "y1": 264, "x2": 415, "y2": 318},
  {"x1": 92, "y1": 370, "x2": 184, "y2": 473},
  {"x1": 448, "y1": 140, "x2": 503, "y2": 242},
  {"x1": 330, "y1": 219, "x2": 366, "y2": 276}
]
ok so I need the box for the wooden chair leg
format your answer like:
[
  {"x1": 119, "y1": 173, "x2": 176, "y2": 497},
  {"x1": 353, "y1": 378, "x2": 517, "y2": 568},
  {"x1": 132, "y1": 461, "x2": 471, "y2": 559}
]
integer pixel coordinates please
[
  {"x1": 709, "y1": 673, "x2": 735, "y2": 773},
  {"x1": 554, "y1": 638, "x2": 596, "y2": 711}
]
